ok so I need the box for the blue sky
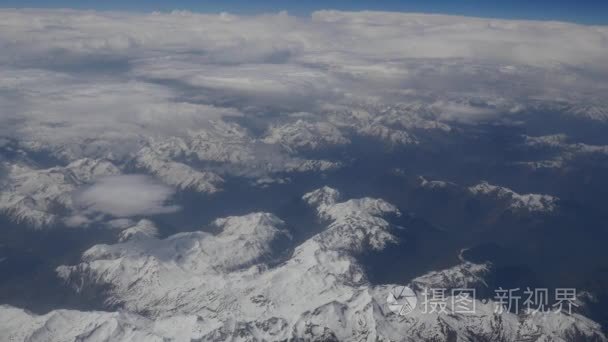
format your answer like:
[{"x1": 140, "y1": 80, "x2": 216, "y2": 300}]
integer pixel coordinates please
[{"x1": 0, "y1": 0, "x2": 607, "y2": 25}]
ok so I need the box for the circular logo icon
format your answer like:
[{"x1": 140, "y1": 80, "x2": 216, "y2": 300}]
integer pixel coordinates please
[{"x1": 386, "y1": 286, "x2": 417, "y2": 315}]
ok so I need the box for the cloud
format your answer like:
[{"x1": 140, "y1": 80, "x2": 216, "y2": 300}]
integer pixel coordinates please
[
  {"x1": 75, "y1": 175, "x2": 180, "y2": 217},
  {"x1": 0, "y1": 8, "x2": 606, "y2": 162}
]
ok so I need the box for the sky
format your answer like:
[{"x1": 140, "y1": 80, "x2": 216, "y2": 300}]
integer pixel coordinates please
[{"x1": 1, "y1": 0, "x2": 607, "y2": 25}]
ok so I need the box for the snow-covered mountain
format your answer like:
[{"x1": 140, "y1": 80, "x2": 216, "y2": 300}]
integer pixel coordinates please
[
  {"x1": 118, "y1": 219, "x2": 160, "y2": 243},
  {"x1": 518, "y1": 134, "x2": 608, "y2": 170},
  {"x1": 263, "y1": 119, "x2": 350, "y2": 152},
  {"x1": 468, "y1": 181, "x2": 558, "y2": 213},
  {"x1": 45, "y1": 187, "x2": 606, "y2": 341},
  {"x1": 138, "y1": 119, "x2": 343, "y2": 179},
  {"x1": 0, "y1": 305, "x2": 214, "y2": 342},
  {"x1": 135, "y1": 147, "x2": 224, "y2": 194},
  {"x1": 304, "y1": 186, "x2": 401, "y2": 251},
  {"x1": 417, "y1": 176, "x2": 559, "y2": 214},
  {"x1": 0, "y1": 158, "x2": 120, "y2": 228},
  {"x1": 410, "y1": 261, "x2": 491, "y2": 291}
]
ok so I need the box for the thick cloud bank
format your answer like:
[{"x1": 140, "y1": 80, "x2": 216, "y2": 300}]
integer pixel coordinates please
[{"x1": 0, "y1": 9, "x2": 607, "y2": 161}]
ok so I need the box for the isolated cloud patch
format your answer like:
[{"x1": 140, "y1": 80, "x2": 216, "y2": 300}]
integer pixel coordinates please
[{"x1": 75, "y1": 175, "x2": 179, "y2": 217}]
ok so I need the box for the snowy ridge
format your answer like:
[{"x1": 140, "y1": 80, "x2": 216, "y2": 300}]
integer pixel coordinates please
[
  {"x1": 417, "y1": 176, "x2": 559, "y2": 215},
  {"x1": 172, "y1": 120, "x2": 255, "y2": 164},
  {"x1": 524, "y1": 134, "x2": 608, "y2": 154},
  {"x1": 326, "y1": 102, "x2": 453, "y2": 137},
  {"x1": 263, "y1": 119, "x2": 350, "y2": 152},
  {"x1": 2, "y1": 292, "x2": 606, "y2": 342},
  {"x1": 54, "y1": 189, "x2": 403, "y2": 339},
  {"x1": 302, "y1": 186, "x2": 341, "y2": 207},
  {"x1": 411, "y1": 261, "x2": 491, "y2": 291},
  {"x1": 56, "y1": 213, "x2": 292, "y2": 315},
  {"x1": 0, "y1": 305, "x2": 215, "y2": 342},
  {"x1": 304, "y1": 187, "x2": 402, "y2": 252},
  {"x1": 520, "y1": 134, "x2": 608, "y2": 169},
  {"x1": 469, "y1": 181, "x2": 558, "y2": 213},
  {"x1": 0, "y1": 158, "x2": 120, "y2": 228},
  {"x1": 283, "y1": 159, "x2": 342, "y2": 173},
  {"x1": 356, "y1": 124, "x2": 418, "y2": 146},
  {"x1": 45, "y1": 187, "x2": 608, "y2": 340},
  {"x1": 325, "y1": 106, "x2": 422, "y2": 146},
  {"x1": 418, "y1": 176, "x2": 458, "y2": 190},
  {"x1": 135, "y1": 147, "x2": 223, "y2": 194},
  {"x1": 141, "y1": 119, "x2": 343, "y2": 179},
  {"x1": 261, "y1": 101, "x2": 464, "y2": 151},
  {"x1": 118, "y1": 219, "x2": 159, "y2": 242}
]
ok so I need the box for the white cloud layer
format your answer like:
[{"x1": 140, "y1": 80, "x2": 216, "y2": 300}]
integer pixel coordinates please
[
  {"x1": 0, "y1": 9, "x2": 606, "y2": 163},
  {"x1": 75, "y1": 175, "x2": 179, "y2": 217}
]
